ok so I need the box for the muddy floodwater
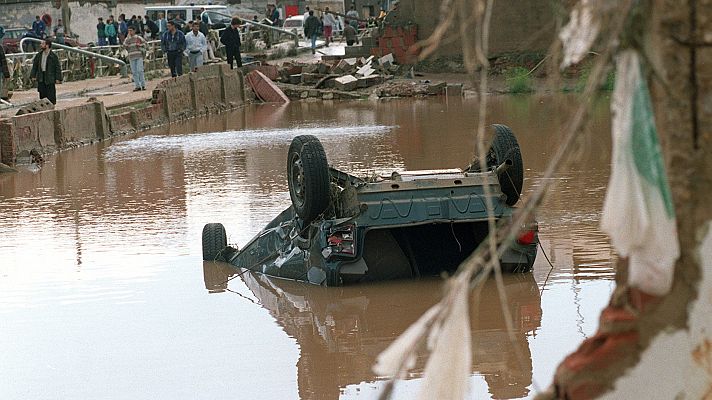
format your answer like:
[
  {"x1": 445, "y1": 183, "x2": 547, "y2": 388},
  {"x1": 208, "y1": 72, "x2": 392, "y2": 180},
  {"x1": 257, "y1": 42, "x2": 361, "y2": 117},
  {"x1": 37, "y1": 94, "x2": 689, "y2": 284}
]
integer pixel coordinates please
[{"x1": 0, "y1": 95, "x2": 614, "y2": 399}]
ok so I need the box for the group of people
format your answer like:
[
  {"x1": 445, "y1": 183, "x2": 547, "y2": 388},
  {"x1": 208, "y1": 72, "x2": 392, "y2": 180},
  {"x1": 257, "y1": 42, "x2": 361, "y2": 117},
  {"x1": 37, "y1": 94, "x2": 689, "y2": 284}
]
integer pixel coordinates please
[
  {"x1": 302, "y1": 6, "x2": 361, "y2": 53},
  {"x1": 156, "y1": 17, "x2": 241, "y2": 80},
  {"x1": 22, "y1": 15, "x2": 67, "y2": 49},
  {"x1": 96, "y1": 14, "x2": 160, "y2": 46}
]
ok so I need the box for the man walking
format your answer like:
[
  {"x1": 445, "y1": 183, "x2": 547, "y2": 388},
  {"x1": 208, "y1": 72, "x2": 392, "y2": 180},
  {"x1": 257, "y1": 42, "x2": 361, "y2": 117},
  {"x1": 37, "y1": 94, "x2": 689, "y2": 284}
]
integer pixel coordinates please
[
  {"x1": 161, "y1": 20, "x2": 186, "y2": 77},
  {"x1": 123, "y1": 26, "x2": 147, "y2": 91},
  {"x1": 30, "y1": 39, "x2": 62, "y2": 104},
  {"x1": 185, "y1": 21, "x2": 207, "y2": 72},
  {"x1": 220, "y1": 17, "x2": 242, "y2": 69},
  {"x1": 303, "y1": 10, "x2": 320, "y2": 54},
  {"x1": 322, "y1": 7, "x2": 337, "y2": 47}
]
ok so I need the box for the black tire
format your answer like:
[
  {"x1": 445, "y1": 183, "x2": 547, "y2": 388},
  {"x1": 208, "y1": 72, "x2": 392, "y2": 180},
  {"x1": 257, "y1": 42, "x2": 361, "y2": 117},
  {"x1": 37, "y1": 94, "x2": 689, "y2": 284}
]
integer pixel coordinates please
[
  {"x1": 490, "y1": 124, "x2": 523, "y2": 205},
  {"x1": 202, "y1": 223, "x2": 227, "y2": 261},
  {"x1": 287, "y1": 135, "x2": 330, "y2": 224}
]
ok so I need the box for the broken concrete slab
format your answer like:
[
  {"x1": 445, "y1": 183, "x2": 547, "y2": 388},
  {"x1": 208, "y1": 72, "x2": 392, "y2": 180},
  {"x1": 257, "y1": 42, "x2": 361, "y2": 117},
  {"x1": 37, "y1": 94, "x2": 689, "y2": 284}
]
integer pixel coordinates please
[
  {"x1": 334, "y1": 75, "x2": 359, "y2": 91},
  {"x1": 302, "y1": 64, "x2": 318, "y2": 74},
  {"x1": 289, "y1": 74, "x2": 302, "y2": 84},
  {"x1": 301, "y1": 73, "x2": 325, "y2": 85},
  {"x1": 356, "y1": 65, "x2": 376, "y2": 77},
  {"x1": 357, "y1": 75, "x2": 383, "y2": 88}
]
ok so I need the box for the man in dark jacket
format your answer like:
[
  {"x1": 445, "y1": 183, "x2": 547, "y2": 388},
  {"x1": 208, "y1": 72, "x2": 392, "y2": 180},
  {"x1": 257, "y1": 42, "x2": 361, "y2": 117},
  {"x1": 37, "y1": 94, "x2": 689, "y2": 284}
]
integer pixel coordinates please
[
  {"x1": 303, "y1": 11, "x2": 320, "y2": 54},
  {"x1": 220, "y1": 17, "x2": 242, "y2": 69},
  {"x1": 30, "y1": 39, "x2": 62, "y2": 104},
  {"x1": 160, "y1": 20, "x2": 186, "y2": 77}
]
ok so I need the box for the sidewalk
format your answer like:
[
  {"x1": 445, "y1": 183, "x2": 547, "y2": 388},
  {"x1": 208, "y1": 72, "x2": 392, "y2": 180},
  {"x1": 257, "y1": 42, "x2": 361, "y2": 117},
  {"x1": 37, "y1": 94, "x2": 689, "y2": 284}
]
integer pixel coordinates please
[{"x1": 0, "y1": 70, "x2": 171, "y2": 119}]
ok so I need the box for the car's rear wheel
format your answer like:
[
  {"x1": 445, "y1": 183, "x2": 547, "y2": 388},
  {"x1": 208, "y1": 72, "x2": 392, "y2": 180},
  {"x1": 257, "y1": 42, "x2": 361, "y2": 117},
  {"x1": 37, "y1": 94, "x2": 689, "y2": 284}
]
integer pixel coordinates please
[
  {"x1": 202, "y1": 223, "x2": 227, "y2": 261},
  {"x1": 287, "y1": 135, "x2": 330, "y2": 225},
  {"x1": 491, "y1": 124, "x2": 524, "y2": 205},
  {"x1": 468, "y1": 124, "x2": 524, "y2": 206}
]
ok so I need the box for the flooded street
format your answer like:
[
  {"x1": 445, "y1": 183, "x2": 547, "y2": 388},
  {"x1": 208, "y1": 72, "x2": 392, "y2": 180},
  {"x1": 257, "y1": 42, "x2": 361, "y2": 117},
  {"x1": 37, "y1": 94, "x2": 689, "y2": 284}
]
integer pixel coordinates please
[{"x1": 0, "y1": 95, "x2": 615, "y2": 399}]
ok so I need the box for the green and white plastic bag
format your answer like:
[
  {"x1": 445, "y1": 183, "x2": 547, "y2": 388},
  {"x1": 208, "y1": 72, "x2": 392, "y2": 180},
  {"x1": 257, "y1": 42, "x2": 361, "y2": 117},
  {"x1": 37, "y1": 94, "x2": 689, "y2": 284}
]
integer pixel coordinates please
[{"x1": 601, "y1": 50, "x2": 679, "y2": 295}]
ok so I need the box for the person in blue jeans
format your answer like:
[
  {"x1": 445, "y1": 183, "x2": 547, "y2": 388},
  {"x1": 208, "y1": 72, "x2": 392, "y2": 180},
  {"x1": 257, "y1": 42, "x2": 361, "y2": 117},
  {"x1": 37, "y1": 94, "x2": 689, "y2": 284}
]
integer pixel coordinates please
[
  {"x1": 123, "y1": 26, "x2": 147, "y2": 91},
  {"x1": 160, "y1": 20, "x2": 186, "y2": 77},
  {"x1": 303, "y1": 10, "x2": 320, "y2": 54}
]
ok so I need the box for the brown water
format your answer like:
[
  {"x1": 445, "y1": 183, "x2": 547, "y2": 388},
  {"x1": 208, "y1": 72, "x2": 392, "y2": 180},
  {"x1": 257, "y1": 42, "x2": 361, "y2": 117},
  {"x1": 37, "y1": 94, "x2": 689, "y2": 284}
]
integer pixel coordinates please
[{"x1": 0, "y1": 94, "x2": 614, "y2": 399}]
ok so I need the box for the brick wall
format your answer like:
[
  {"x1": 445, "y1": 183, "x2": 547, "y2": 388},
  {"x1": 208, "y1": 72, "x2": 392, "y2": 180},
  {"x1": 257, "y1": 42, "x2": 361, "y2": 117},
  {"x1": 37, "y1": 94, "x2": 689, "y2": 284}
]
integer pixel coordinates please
[{"x1": 394, "y1": 0, "x2": 558, "y2": 57}]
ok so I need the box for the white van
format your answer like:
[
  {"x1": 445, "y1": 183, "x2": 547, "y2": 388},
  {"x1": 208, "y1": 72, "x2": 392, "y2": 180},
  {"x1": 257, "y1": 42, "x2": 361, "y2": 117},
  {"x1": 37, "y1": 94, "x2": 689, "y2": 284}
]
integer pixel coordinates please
[{"x1": 145, "y1": 4, "x2": 232, "y2": 29}]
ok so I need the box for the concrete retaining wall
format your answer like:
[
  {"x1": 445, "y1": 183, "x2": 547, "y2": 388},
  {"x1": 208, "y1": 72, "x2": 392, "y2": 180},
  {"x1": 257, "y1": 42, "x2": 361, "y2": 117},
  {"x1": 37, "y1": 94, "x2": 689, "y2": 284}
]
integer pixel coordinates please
[{"x1": 0, "y1": 64, "x2": 245, "y2": 166}]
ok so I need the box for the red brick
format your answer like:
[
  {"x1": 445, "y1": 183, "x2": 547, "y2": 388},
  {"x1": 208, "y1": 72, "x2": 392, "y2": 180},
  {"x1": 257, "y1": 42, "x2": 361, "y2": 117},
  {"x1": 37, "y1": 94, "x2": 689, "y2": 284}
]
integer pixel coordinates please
[{"x1": 562, "y1": 331, "x2": 639, "y2": 373}]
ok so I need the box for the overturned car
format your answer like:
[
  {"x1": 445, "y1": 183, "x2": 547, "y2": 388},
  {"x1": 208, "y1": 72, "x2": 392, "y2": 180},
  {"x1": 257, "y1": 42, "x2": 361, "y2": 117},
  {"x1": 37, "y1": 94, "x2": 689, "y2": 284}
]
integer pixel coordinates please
[{"x1": 202, "y1": 124, "x2": 538, "y2": 286}]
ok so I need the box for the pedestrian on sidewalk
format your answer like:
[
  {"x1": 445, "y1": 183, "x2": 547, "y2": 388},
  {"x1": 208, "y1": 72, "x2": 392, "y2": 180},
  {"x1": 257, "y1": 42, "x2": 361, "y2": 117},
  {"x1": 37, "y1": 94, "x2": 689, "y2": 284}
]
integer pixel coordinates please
[
  {"x1": 185, "y1": 21, "x2": 207, "y2": 72},
  {"x1": 343, "y1": 23, "x2": 358, "y2": 46},
  {"x1": 145, "y1": 15, "x2": 159, "y2": 40},
  {"x1": 123, "y1": 26, "x2": 147, "y2": 91},
  {"x1": 161, "y1": 20, "x2": 186, "y2": 77},
  {"x1": 157, "y1": 13, "x2": 167, "y2": 35},
  {"x1": 32, "y1": 16, "x2": 46, "y2": 39},
  {"x1": 30, "y1": 39, "x2": 62, "y2": 104},
  {"x1": 322, "y1": 8, "x2": 337, "y2": 47},
  {"x1": 0, "y1": 44, "x2": 10, "y2": 101},
  {"x1": 105, "y1": 16, "x2": 118, "y2": 45},
  {"x1": 118, "y1": 14, "x2": 128, "y2": 43},
  {"x1": 220, "y1": 17, "x2": 242, "y2": 69},
  {"x1": 53, "y1": 19, "x2": 65, "y2": 45},
  {"x1": 97, "y1": 17, "x2": 107, "y2": 46},
  {"x1": 346, "y1": 6, "x2": 360, "y2": 29},
  {"x1": 304, "y1": 10, "x2": 320, "y2": 54}
]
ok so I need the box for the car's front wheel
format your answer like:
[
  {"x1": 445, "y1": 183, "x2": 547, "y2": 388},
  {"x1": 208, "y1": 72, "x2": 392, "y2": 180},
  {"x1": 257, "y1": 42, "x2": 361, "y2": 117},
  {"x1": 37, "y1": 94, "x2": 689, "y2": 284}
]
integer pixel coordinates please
[
  {"x1": 202, "y1": 223, "x2": 227, "y2": 261},
  {"x1": 287, "y1": 135, "x2": 330, "y2": 225}
]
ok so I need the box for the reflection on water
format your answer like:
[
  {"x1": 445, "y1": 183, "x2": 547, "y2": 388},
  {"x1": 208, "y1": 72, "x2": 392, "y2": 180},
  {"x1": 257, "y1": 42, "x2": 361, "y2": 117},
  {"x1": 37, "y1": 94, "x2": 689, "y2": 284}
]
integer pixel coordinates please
[
  {"x1": 0, "y1": 94, "x2": 614, "y2": 399},
  {"x1": 204, "y1": 263, "x2": 541, "y2": 400}
]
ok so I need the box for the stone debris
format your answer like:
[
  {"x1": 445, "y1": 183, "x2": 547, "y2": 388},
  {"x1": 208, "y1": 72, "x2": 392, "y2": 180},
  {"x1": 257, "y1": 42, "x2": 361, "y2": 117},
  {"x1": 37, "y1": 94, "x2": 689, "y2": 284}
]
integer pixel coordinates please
[
  {"x1": 334, "y1": 75, "x2": 359, "y2": 91},
  {"x1": 245, "y1": 53, "x2": 453, "y2": 101}
]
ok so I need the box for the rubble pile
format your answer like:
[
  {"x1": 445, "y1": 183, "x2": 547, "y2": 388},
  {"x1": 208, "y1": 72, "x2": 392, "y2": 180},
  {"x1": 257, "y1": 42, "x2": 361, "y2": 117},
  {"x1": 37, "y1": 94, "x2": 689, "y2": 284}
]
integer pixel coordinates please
[
  {"x1": 277, "y1": 53, "x2": 400, "y2": 91},
  {"x1": 245, "y1": 53, "x2": 462, "y2": 101}
]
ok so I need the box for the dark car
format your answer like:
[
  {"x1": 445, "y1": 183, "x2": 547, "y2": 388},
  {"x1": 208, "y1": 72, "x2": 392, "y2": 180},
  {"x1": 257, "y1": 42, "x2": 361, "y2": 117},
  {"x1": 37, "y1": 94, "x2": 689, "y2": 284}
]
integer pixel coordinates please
[{"x1": 202, "y1": 124, "x2": 538, "y2": 286}]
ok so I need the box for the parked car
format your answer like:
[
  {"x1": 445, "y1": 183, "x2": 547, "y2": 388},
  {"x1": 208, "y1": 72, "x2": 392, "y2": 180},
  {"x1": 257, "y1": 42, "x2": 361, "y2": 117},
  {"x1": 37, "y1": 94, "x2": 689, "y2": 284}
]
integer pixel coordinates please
[
  {"x1": 282, "y1": 15, "x2": 304, "y2": 38},
  {"x1": 202, "y1": 125, "x2": 538, "y2": 286},
  {"x1": 1, "y1": 28, "x2": 30, "y2": 53},
  {"x1": 2, "y1": 28, "x2": 87, "y2": 53}
]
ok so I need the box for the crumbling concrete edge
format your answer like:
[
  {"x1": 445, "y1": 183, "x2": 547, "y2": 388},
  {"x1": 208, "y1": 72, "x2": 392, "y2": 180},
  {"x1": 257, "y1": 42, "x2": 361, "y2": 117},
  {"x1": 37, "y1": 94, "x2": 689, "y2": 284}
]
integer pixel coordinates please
[{"x1": 0, "y1": 64, "x2": 246, "y2": 168}]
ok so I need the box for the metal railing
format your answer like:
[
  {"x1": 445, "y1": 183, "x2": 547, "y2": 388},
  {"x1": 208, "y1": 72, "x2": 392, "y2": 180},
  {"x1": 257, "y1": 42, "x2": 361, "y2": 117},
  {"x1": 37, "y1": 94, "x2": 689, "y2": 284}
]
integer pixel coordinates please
[
  {"x1": 4, "y1": 39, "x2": 171, "y2": 91},
  {"x1": 19, "y1": 37, "x2": 128, "y2": 77}
]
